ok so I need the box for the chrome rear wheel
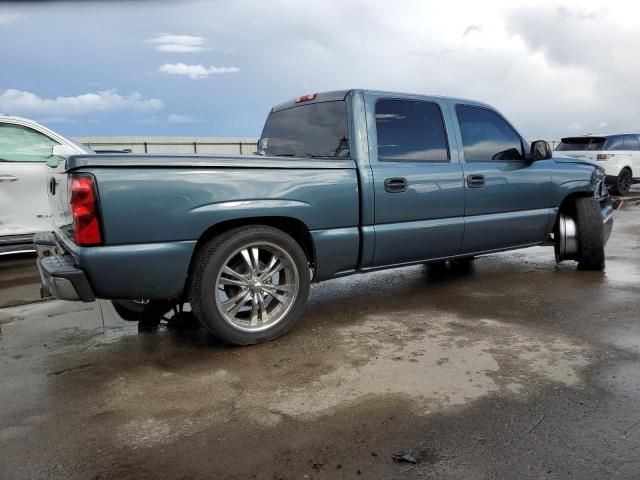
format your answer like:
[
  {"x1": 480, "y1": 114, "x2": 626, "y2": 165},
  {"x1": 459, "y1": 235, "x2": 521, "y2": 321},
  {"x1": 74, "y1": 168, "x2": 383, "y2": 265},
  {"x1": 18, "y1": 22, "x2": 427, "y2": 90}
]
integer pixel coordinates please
[
  {"x1": 188, "y1": 225, "x2": 310, "y2": 345},
  {"x1": 216, "y1": 242, "x2": 299, "y2": 333}
]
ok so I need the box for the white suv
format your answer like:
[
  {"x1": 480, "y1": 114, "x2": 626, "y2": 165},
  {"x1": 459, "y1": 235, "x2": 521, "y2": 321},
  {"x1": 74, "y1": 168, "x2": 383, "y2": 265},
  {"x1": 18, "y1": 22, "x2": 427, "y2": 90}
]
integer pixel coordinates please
[
  {"x1": 0, "y1": 115, "x2": 88, "y2": 254},
  {"x1": 555, "y1": 134, "x2": 639, "y2": 195}
]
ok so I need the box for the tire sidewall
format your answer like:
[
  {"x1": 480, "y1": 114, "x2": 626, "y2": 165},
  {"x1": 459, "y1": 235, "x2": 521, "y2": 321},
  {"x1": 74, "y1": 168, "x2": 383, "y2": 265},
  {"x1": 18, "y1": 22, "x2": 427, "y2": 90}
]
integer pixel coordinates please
[
  {"x1": 192, "y1": 227, "x2": 310, "y2": 345},
  {"x1": 618, "y1": 169, "x2": 631, "y2": 195}
]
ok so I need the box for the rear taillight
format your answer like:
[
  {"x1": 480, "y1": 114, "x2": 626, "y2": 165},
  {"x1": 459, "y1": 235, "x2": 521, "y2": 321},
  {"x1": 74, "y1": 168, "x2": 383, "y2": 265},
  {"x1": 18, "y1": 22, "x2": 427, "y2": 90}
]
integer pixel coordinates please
[
  {"x1": 69, "y1": 173, "x2": 102, "y2": 246},
  {"x1": 597, "y1": 154, "x2": 615, "y2": 161}
]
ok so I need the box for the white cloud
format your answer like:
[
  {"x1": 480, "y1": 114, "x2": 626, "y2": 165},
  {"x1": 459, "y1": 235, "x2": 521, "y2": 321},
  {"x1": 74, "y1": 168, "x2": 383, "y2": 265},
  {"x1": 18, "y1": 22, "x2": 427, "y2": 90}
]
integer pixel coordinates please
[
  {"x1": 167, "y1": 113, "x2": 202, "y2": 124},
  {"x1": 158, "y1": 63, "x2": 240, "y2": 79},
  {"x1": 463, "y1": 24, "x2": 482, "y2": 35},
  {"x1": 0, "y1": 12, "x2": 20, "y2": 25},
  {"x1": 0, "y1": 88, "x2": 164, "y2": 116},
  {"x1": 144, "y1": 34, "x2": 208, "y2": 53}
]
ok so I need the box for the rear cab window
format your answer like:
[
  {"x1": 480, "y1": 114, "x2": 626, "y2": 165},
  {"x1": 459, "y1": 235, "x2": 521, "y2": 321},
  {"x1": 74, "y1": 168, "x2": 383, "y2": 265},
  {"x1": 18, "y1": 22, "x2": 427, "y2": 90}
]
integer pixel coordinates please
[
  {"x1": 556, "y1": 137, "x2": 606, "y2": 151},
  {"x1": 258, "y1": 101, "x2": 349, "y2": 158}
]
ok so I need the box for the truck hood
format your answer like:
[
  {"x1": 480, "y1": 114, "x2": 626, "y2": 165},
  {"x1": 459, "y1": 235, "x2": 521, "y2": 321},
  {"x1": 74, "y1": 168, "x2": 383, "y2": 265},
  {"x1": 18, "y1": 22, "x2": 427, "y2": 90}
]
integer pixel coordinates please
[{"x1": 552, "y1": 153, "x2": 600, "y2": 169}]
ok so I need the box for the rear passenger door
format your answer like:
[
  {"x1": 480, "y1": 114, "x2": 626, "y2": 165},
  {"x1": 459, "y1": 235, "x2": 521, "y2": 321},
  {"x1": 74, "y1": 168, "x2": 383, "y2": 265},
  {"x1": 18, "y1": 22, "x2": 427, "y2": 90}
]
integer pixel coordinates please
[
  {"x1": 452, "y1": 104, "x2": 552, "y2": 254},
  {"x1": 368, "y1": 97, "x2": 465, "y2": 267}
]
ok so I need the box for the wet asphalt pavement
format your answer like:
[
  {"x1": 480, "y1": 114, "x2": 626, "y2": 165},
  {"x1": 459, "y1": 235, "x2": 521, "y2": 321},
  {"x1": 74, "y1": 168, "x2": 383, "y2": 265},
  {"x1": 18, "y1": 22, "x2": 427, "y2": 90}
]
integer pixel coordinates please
[{"x1": 0, "y1": 194, "x2": 639, "y2": 480}]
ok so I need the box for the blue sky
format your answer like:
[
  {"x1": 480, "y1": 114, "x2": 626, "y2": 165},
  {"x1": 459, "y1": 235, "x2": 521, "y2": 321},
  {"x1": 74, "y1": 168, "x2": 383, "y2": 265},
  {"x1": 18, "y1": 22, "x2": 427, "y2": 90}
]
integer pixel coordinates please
[{"x1": 1, "y1": 0, "x2": 638, "y2": 139}]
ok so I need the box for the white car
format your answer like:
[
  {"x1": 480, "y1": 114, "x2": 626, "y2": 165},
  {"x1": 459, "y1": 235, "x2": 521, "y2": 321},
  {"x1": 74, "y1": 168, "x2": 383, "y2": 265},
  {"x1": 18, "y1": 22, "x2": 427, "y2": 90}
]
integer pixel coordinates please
[
  {"x1": 555, "y1": 134, "x2": 639, "y2": 195},
  {"x1": 0, "y1": 115, "x2": 88, "y2": 254}
]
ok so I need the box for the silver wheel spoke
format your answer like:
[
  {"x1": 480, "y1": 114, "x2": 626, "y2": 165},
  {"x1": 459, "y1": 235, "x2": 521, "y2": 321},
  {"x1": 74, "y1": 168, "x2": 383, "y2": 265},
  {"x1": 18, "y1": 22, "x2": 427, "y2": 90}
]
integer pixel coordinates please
[
  {"x1": 257, "y1": 292, "x2": 268, "y2": 323},
  {"x1": 240, "y1": 249, "x2": 254, "y2": 272},
  {"x1": 260, "y1": 255, "x2": 277, "y2": 276},
  {"x1": 221, "y1": 288, "x2": 249, "y2": 312},
  {"x1": 251, "y1": 248, "x2": 260, "y2": 271},
  {"x1": 264, "y1": 283, "x2": 292, "y2": 292},
  {"x1": 262, "y1": 285, "x2": 287, "y2": 304},
  {"x1": 228, "y1": 292, "x2": 252, "y2": 317},
  {"x1": 260, "y1": 260, "x2": 283, "y2": 281},
  {"x1": 219, "y1": 276, "x2": 247, "y2": 287},
  {"x1": 222, "y1": 265, "x2": 246, "y2": 281},
  {"x1": 249, "y1": 293, "x2": 260, "y2": 326}
]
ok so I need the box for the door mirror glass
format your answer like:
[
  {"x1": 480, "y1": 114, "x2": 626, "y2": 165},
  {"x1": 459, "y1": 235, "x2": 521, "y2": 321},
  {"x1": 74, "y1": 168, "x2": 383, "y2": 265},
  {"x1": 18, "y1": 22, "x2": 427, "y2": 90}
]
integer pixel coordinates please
[{"x1": 530, "y1": 140, "x2": 552, "y2": 161}]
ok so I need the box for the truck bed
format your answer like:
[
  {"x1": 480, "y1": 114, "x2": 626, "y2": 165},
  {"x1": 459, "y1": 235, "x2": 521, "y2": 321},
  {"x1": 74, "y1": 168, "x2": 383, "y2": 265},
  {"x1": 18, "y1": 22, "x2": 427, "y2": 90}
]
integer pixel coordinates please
[{"x1": 46, "y1": 153, "x2": 361, "y2": 299}]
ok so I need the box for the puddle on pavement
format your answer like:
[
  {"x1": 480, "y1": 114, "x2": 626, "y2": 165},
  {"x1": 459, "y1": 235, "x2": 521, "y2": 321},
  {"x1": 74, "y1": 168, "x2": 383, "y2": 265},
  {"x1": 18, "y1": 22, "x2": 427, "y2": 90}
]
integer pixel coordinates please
[
  {"x1": 81, "y1": 312, "x2": 591, "y2": 449},
  {"x1": 0, "y1": 289, "x2": 594, "y2": 450}
]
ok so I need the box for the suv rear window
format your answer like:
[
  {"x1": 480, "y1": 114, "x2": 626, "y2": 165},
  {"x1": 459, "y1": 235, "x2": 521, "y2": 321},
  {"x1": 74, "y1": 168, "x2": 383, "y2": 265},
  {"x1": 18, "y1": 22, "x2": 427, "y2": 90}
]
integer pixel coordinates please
[
  {"x1": 258, "y1": 101, "x2": 349, "y2": 158},
  {"x1": 556, "y1": 137, "x2": 606, "y2": 151}
]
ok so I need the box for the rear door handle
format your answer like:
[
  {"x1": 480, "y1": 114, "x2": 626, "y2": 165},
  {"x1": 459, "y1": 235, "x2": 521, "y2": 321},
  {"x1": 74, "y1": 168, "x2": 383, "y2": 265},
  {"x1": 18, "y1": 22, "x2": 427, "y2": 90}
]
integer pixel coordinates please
[
  {"x1": 466, "y1": 174, "x2": 485, "y2": 188},
  {"x1": 384, "y1": 177, "x2": 407, "y2": 193},
  {"x1": 0, "y1": 175, "x2": 18, "y2": 182}
]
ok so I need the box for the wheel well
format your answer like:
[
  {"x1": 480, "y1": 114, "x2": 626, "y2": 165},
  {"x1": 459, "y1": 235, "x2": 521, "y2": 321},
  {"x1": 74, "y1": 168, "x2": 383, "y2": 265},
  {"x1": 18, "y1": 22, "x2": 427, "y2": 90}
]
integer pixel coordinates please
[
  {"x1": 558, "y1": 192, "x2": 592, "y2": 221},
  {"x1": 192, "y1": 216, "x2": 316, "y2": 268}
]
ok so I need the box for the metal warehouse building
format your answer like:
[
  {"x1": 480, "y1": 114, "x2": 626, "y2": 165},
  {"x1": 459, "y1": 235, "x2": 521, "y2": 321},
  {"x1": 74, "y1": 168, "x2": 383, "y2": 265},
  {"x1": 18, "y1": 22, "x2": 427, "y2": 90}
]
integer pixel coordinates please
[{"x1": 73, "y1": 137, "x2": 259, "y2": 155}]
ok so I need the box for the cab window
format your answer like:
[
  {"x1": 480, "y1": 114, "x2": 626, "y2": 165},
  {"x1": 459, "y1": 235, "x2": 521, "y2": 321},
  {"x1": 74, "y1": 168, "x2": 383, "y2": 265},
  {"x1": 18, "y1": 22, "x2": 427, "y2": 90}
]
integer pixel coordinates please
[
  {"x1": 456, "y1": 105, "x2": 524, "y2": 161},
  {"x1": 0, "y1": 123, "x2": 58, "y2": 162},
  {"x1": 375, "y1": 99, "x2": 449, "y2": 162}
]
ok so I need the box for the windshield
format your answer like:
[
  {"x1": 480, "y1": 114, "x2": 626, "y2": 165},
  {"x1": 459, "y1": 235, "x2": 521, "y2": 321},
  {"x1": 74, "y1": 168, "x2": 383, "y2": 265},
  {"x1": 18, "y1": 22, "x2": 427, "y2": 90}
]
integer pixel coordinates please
[
  {"x1": 258, "y1": 101, "x2": 349, "y2": 158},
  {"x1": 556, "y1": 137, "x2": 606, "y2": 151}
]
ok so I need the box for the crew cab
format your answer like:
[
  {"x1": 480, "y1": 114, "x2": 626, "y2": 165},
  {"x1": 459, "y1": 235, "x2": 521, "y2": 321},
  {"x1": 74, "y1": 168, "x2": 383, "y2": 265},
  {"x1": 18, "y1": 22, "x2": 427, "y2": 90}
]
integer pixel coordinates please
[{"x1": 36, "y1": 90, "x2": 615, "y2": 345}]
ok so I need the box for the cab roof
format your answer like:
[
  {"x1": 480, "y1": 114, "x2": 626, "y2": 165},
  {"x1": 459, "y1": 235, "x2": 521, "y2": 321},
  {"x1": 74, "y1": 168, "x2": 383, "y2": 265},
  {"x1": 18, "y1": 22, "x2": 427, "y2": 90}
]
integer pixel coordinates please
[{"x1": 270, "y1": 89, "x2": 491, "y2": 112}]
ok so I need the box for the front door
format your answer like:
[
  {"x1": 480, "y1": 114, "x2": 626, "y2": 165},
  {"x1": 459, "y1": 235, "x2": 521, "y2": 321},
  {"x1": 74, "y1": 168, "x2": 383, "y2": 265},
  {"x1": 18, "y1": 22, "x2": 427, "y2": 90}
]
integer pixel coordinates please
[
  {"x1": 0, "y1": 122, "x2": 59, "y2": 240},
  {"x1": 369, "y1": 98, "x2": 465, "y2": 267},
  {"x1": 452, "y1": 104, "x2": 552, "y2": 254}
]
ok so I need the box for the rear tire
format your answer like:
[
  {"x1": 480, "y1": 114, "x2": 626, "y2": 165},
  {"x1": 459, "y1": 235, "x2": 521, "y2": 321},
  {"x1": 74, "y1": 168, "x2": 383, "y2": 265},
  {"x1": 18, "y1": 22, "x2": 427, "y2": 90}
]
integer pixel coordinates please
[
  {"x1": 608, "y1": 168, "x2": 632, "y2": 196},
  {"x1": 574, "y1": 197, "x2": 605, "y2": 271},
  {"x1": 188, "y1": 225, "x2": 311, "y2": 345}
]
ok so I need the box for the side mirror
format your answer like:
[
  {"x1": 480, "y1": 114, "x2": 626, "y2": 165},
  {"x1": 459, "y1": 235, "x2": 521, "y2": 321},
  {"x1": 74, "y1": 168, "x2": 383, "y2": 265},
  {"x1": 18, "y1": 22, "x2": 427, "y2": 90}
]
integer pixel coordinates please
[
  {"x1": 530, "y1": 140, "x2": 552, "y2": 161},
  {"x1": 51, "y1": 144, "x2": 78, "y2": 158}
]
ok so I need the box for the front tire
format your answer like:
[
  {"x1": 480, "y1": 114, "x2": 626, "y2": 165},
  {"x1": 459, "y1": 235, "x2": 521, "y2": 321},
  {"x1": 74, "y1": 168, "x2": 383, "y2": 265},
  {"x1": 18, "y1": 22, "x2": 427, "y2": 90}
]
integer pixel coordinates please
[
  {"x1": 188, "y1": 226, "x2": 311, "y2": 345},
  {"x1": 574, "y1": 197, "x2": 605, "y2": 271}
]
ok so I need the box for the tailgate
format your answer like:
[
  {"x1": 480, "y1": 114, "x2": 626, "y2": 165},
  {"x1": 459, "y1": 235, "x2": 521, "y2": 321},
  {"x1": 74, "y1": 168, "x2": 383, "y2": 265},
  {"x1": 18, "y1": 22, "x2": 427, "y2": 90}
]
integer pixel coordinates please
[{"x1": 46, "y1": 156, "x2": 73, "y2": 240}]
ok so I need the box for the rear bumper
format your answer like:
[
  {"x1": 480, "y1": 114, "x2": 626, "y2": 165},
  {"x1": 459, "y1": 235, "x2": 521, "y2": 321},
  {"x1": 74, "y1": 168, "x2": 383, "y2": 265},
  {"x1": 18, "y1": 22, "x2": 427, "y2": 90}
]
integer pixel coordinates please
[{"x1": 34, "y1": 232, "x2": 95, "y2": 302}]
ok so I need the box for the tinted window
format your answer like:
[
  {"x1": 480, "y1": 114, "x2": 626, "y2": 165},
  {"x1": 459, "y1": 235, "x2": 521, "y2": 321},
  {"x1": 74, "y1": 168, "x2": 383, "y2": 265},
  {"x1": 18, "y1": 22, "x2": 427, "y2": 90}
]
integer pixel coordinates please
[
  {"x1": 624, "y1": 135, "x2": 640, "y2": 151},
  {"x1": 456, "y1": 105, "x2": 523, "y2": 161},
  {"x1": 556, "y1": 137, "x2": 606, "y2": 151},
  {"x1": 0, "y1": 123, "x2": 58, "y2": 162},
  {"x1": 258, "y1": 101, "x2": 349, "y2": 158},
  {"x1": 605, "y1": 135, "x2": 625, "y2": 150},
  {"x1": 375, "y1": 99, "x2": 449, "y2": 162}
]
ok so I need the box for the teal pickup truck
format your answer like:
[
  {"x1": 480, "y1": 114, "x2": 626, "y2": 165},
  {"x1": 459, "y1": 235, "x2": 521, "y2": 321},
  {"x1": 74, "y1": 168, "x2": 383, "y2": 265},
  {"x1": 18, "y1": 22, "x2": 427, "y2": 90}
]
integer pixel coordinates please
[{"x1": 36, "y1": 90, "x2": 614, "y2": 345}]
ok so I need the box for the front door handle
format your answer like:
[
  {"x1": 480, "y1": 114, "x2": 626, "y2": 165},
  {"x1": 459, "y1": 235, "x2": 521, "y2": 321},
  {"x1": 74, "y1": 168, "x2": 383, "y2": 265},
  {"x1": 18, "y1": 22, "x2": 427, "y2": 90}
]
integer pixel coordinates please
[
  {"x1": 384, "y1": 177, "x2": 407, "y2": 193},
  {"x1": 0, "y1": 175, "x2": 18, "y2": 182},
  {"x1": 467, "y1": 174, "x2": 486, "y2": 188}
]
